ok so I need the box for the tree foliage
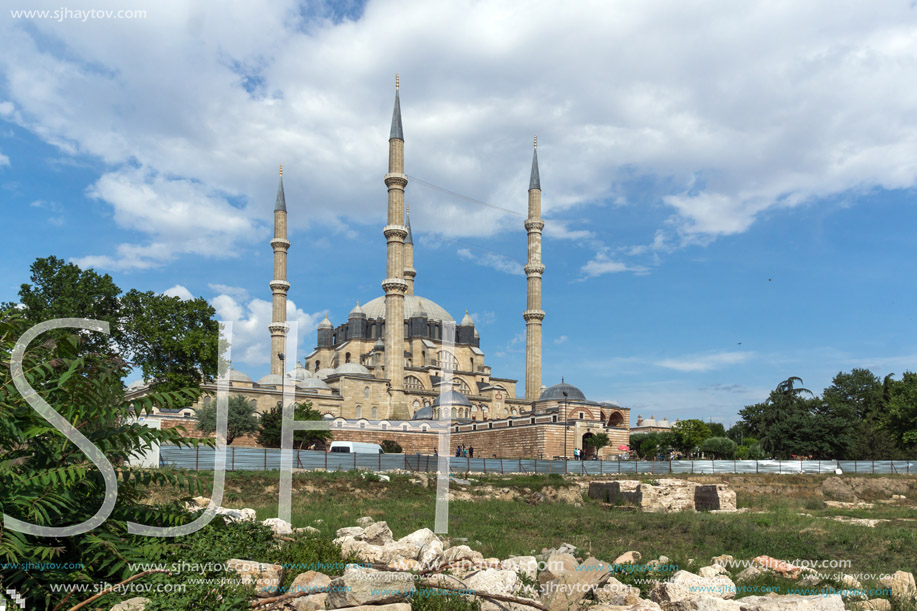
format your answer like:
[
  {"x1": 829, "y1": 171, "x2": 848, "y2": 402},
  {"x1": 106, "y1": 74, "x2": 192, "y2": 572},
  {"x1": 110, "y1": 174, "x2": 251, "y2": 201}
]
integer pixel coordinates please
[
  {"x1": 196, "y1": 395, "x2": 261, "y2": 445},
  {"x1": 0, "y1": 309, "x2": 205, "y2": 609},
  {"x1": 672, "y1": 419, "x2": 712, "y2": 457},
  {"x1": 9, "y1": 256, "x2": 218, "y2": 393},
  {"x1": 256, "y1": 400, "x2": 332, "y2": 449},
  {"x1": 701, "y1": 436, "x2": 737, "y2": 459},
  {"x1": 585, "y1": 432, "x2": 610, "y2": 451}
]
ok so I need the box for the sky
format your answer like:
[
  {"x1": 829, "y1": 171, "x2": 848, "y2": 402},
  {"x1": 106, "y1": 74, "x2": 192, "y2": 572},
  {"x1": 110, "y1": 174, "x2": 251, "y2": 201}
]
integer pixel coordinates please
[{"x1": 2, "y1": 0, "x2": 917, "y2": 426}]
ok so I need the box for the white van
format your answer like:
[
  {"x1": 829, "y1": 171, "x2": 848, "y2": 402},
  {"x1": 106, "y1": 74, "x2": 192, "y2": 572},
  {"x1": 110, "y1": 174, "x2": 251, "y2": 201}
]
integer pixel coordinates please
[{"x1": 328, "y1": 441, "x2": 384, "y2": 454}]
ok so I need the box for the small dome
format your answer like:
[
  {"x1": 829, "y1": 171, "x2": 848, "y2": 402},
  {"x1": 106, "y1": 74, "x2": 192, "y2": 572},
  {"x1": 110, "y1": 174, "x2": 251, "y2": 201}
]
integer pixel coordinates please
[
  {"x1": 361, "y1": 295, "x2": 452, "y2": 322},
  {"x1": 432, "y1": 390, "x2": 472, "y2": 408},
  {"x1": 412, "y1": 405, "x2": 434, "y2": 420},
  {"x1": 229, "y1": 369, "x2": 252, "y2": 383},
  {"x1": 318, "y1": 314, "x2": 333, "y2": 330},
  {"x1": 257, "y1": 373, "x2": 283, "y2": 386},
  {"x1": 373, "y1": 338, "x2": 385, "y2": 350},
  {"x1": 127, "y1": 380, "x2": 146, "y2": 390},
  {"x1": 349, "y1": 301, "x2": 365, "y2": 318},
  {"x1": 539, "y1": 381, "x2": 587, "y2": 402},
  {"x1": 315, "y1": 368, "x2": 335, "y2": 379},
  {"x1": 473, "y1": 328, "x2": 479, "y2": 338},
  {"x1": 334, "y1": 362, "x2": 372, "y2": 376},
  {"x1": 297, "y1": 377, "x2": 330, "y2": 390},
  {"x1": 460, "y1": 310, "x2": 474, "y2": 326},
  {"x1": 287, "y1": 363, "x2": 313, "y2": 381}
]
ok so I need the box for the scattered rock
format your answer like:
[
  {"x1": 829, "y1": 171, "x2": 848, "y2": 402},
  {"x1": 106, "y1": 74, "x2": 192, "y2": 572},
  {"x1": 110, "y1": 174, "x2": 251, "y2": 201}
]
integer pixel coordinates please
[
  {"x1": 735, "y1": 566, "x2": 764, "y2": 582},
  {"x1": 650, "y1": 570, "x2": 736, "y2": 603},
  {"x1": 288, "y1": 571, "x2": 331, "y2": 611},
  {"x1": 614, "y1": 551, "x2": 642, "y2": 564},
  {"x1": 698, "y1": 564, "x2": 729, "y2": 578},
  {"x1": 451, "y1": 477, "x2": 473, "y2": 486},
  {"x1": 362, "y1": 521, "x2": 394, "y2": 546},
  {"x1": 882, "y1": 570, "x2": 917, "y2": 603},
  {"x1": 227, "y1": 559, "x2": 283, "y2": 598},
  {"x1": 294, "y1": 526, "x2": 321, "y2": 535},
  {"x1": 109, "y1": 597, "x2": 149, "y2": 611},
  {"x1": 588, "y1": 480, "x2": 736, "y2": 513},
  {"x1": 261, "y1": 517, "x2": 293, "y2": 536},
  {"x1": 732, "y1": 594, "x2": 845, "y2": 610},
  {"x1": 356, "y1": 516, "x2": 375, "y2": 527},
  {"x1": 823, "y1": 500, "x2": 874, "y2": 509},
  {"x1": 826, "y1": 516, "x2": 889, "y2": 527},
  {"x1": 327, "y1": 567, "x2": 414, "y2": 607},
  {"x1": 501, "y1": 556, "x2": 538, "y2": 581}
]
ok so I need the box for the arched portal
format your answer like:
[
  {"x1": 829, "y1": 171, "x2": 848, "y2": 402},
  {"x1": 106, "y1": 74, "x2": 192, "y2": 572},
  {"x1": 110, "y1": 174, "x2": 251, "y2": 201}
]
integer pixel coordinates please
[{"x1": 582, "y1": 432, "x2": 596, "y2": 459}]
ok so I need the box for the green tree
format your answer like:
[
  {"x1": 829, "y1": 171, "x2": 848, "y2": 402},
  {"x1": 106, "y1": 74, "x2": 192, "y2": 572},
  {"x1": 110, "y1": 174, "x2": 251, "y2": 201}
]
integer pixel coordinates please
[
  {"x1": 119, "y1": 289, "x2": 219, "y2": 393},
  {"x1": 886, "y1": 371, "x2": 917, "y2": 451},
  {"x1": 672, "y1": 419, "x2": 712, "y2": 457},
  {"x1": 585, "y1": 432, "x2": 610, "y2": 453},
  {"x1": 701, "y1": 436, "x2": 737, "y2": 459},
  {"x1": 10, "y1": 255, "x2": 122, "y2": 352},
  {"x1": 740, "y1": 377, "x2": 815, "y2": 459},
  {"x1": 8, "y1": 256, "x2": 218, "y2": 393},
  {"x1": 257, "y1": 400, "x2": 331, "y2": 449},
  {"x1": 196, "y1": 395, "x2": 260, "y2": 445},
  {"x1": 821, "y1": 369, "x2": 892, "y2": 459},
  {"x1": 0, "y1": 309, "x2": 204, "y2": 609},
  {"x1": 707, "y1": 422, "x2": 726, "y2": 437},
  {"x1": 380, "y1": 440, "x2": 403, "y2": 454}
]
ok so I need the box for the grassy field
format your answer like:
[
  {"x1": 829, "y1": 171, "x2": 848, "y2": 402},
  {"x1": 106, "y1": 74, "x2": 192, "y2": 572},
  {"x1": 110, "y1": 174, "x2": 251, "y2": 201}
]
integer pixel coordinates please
[{"x1": 148, "y1": 470, "x2": 917, "y2": 586}]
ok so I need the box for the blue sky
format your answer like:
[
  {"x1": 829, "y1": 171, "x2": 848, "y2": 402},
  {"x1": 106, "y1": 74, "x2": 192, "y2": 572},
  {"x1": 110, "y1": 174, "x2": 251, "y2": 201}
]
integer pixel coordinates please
[{"x1": 2, "y1": 0, "x2": 917, "y2": 426}]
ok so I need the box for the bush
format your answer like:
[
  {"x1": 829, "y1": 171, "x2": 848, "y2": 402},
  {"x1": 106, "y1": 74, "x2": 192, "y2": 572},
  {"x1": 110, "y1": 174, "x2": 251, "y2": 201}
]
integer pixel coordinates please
[
  {"x1": 701, "y1": 436, "x2": 737, "y2": 459},
  {"x1": 381, "y1": 439, "x2": 403, "y2": 454}
]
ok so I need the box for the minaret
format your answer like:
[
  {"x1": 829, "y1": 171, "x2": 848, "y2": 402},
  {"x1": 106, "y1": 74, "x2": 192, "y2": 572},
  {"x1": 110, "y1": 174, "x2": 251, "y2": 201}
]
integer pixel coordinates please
[
  {"x1": 269, "y1": 165, "x2": 291, "y2": 376},
  {"x1": 524, "y1": 137, "x2": 546, "y2": 401},
  {"x1": 404, "y1": 203, "x2": 416, "y2": 295},
  {"x1": 383, "y1": 74, "x2": 410, "y2": 419}
]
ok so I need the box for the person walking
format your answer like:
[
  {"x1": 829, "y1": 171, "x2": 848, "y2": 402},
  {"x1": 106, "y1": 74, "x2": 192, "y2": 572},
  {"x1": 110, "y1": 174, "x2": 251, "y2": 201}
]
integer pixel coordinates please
[{"x1": 468, "y1": 446, "x2": 474, "y2": 458}]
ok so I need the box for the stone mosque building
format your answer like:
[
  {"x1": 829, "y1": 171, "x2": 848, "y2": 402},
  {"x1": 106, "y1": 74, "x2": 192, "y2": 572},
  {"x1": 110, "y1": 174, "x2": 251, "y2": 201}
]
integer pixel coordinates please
[{"x1": 133, "y1": 78, "x2": 632, "y2": 459}]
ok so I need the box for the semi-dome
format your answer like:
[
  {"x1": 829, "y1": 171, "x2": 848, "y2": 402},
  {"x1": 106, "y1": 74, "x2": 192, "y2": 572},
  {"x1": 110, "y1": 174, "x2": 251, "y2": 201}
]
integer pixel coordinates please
[
  {"x1": 315, "y1": 368, "x2": 335, "y2": 379},
  {"x1": 412, "y1": 405, "x2": 434, "y2": 420},
  {"x1": 334, "y1": 362, "x2": 372, "y2": 376},
  {"x1": 257, "y1": 373, "x2": 283, "y2": 386},
  {"x1": 539, "y1": 381, "x2": 587, "y2": 402},
  {"x1": 297, "y1": 377, "x2": 330, "y2": 390},
  {"x1": 361, "y1": 295, "x2": 453, "y2": 322},
  {"x1": 432, "y1": 390, "x2": 471, "y2": 408},
  {"x1": 229, "y1": 369, "x2": 252, "y2": 383}
]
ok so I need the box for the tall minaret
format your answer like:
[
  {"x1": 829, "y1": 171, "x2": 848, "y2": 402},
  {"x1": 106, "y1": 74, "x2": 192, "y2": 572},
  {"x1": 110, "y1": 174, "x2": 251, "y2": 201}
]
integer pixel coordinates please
[
  {"x1": 269, "y1": 165, "x2": 291, "y2": 376},
  {"x1": 404, "y1": 203, "x2": 416, "y2": 295},
  {"x1": 524, "y1": 137, "x2": 546, "y2": 401},
  {"x1": 383, "y1": 75, "x2": 410, "y2": 419}
]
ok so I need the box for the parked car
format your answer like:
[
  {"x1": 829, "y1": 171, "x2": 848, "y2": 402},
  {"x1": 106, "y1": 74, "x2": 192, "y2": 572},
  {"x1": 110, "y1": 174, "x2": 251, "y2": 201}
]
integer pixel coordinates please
[{"x1": 328, "y1": 441, "x2": 384, "y2": 454}]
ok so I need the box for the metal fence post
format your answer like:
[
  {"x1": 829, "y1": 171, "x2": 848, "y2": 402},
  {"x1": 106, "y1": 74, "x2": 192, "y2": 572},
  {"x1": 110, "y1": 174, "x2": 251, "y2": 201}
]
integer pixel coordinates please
[
  {"x1": 324, "y1": 451, "x2": 328, "y2": 471},
  {"x1": 756, "y1": 460, "x2": 759, "y2": 474},
  {"x1": 354, "y1": 453, "x2": 357, "y2": 471},
  {"x1": 872, "y1": 460, "x2": 875, "y2": 474},
  {"x1": 670, "y1": 460, "x2": 672, "y2": 474},
  {"x1": 231, "y1": 447, "x2": 235, "y2": 472},
  {"x1": 264, "y1": 448, "x2": 267, "y2": 471},
  {"x1": 195, "y1": 445, "x2": 199, "y2": 471}
]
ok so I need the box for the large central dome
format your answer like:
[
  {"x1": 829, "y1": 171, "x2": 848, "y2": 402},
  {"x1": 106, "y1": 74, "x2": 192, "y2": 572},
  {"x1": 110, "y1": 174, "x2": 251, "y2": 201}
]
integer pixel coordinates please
[{"x1": 361, "y1": 295, "x2": 453, "y2": 322}]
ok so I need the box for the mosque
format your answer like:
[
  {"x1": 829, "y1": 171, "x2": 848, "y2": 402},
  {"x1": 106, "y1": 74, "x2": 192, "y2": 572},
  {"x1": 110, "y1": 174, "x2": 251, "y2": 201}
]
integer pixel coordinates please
[{"x1": 132, "y1": 78, "x2": 632, "y2": 459}]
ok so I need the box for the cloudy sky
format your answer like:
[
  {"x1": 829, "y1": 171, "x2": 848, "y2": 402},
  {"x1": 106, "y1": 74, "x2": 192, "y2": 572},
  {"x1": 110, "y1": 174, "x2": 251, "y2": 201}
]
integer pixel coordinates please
[{"x1": 2, "y1": 0, "x2": 917, "y2": 425}]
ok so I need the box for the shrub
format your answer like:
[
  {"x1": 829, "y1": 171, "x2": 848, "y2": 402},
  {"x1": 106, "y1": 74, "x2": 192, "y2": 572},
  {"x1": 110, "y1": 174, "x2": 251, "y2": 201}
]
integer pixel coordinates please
[{"x1": 381, "y1": 439, "x2": 403, "y2": 454}]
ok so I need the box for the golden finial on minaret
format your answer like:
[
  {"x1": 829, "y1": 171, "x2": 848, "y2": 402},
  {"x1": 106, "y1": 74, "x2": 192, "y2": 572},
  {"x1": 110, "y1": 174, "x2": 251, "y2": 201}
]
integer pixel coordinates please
[
  {"x1": 406, "y1": 201, "x2": 410, "y2": 214},
  {"x1": 396, "y1": 73, "x2": 399, "y2": 89},
  {"x1": 534, "y1": 134, "x2": 537, "y2": 149},
  {"x1": 279, "y1": 163, "x2": 283, "y2": 176}
]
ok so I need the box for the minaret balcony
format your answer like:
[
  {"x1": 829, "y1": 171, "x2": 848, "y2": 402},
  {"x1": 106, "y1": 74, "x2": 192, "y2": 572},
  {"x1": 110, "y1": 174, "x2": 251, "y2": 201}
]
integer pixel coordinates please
[
  {"x1": 383, "y1": 225, "x2": 408, "y2": 240},
  {"x1": 381, "y1": 278, "x2": 408, "y2": 293},
  {"x1": 383, "y1": 173, "x2": 408, "y2": 188},
  {"x1": 270, "y1": 238, "x2": 291, "y2": 250},
  {"x1": 523, "y1": 309, "x2": 546, "y2": 322},
  {"x1": 270, "y1": 280, "x2": 291, "y2": 292},
  {"x1": 524, "y1": 263, "x2": 545, "y2": 276},
  {"x1": 524, "y1": 219, "x2": 545, "y2": 232}
]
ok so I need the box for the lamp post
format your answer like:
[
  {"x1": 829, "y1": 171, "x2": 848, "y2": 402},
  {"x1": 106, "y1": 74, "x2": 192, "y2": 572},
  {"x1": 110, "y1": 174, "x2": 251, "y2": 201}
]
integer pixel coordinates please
[{"x1": 562, "y1": 387, "x2": 568, "y2": 460}]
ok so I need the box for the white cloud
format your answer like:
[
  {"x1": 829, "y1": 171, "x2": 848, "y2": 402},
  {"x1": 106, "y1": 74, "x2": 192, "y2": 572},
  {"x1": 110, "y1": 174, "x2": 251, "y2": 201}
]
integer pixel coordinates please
[
  {"x1": 554, "y1": 335, "x2": 568, "y2": 345},
  {"x1": 2, "y1": 0, "x2": 917, "y2": 263},
  {"x1": 208, "y1": 283, "x2": 250, "y2": 302},
  {"x1": 72, "y1": 169, "x2": 264, "y2": 270},
  {"x1": 211, "y1": 292, "x2": 323, "y2": 369},
  {"x1": 163, "y1": 284, "x2": 194, "y2": 301},
  {"x1": 655, "y1": 351, "x2": 753, "y2": 373},
  {"x1": 457, "y1": 247, "x2": 524, "y2": 276},
  {"x1": 580, "y1": 252, "x2": 647, "y2": 279},
  {"x1": 0, "y1": 150, "x2": 8, "y2": 167},
  {"x1": 470, "y1": 311, "x2": 496, "y2": 325}
]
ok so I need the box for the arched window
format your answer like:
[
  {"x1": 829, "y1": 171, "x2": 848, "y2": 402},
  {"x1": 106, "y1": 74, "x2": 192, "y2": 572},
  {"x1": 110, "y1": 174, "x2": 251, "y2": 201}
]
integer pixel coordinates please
[
  {"x1": 455, "y1": 378, "x2": 471, "y2": 394},
  {"x1": 355, "y1": 405, "x2": 362, "y2": 418},
  {"x1": 314, "y1": 361, "x2": 320, "y2": 371},
  {"x1": 608, "y1": 411, "x2": 625, "y2": 427},
  {"x1": 436, "y1": 351, "x2": 456, "y2": 370},
  {"x1": 345, "y1": 352, "x2": 351, "y2": 363},
  {"x1": 421, "y1": 350, "x2": 426, "y2": 364},
  {"x1": 371, "y1": 406, "x2": 378, "y2": 419},
  {"x1": 405, "y1": 375, "x2": 425, "y2": 391},
  {"x1": 364, "y1": 386, "x2": 370, "y2": 399},
  {"x1": 202, "y1": 396, "x2": 211, "y2": 406},
  {"x1": 450, "y1": 407, "x2": 457, "y2": 419},
  {"x1": 511, "y1": 408, "x2": 518, "y2": 415},
  {"x1": 413, "y1": 400, "x2": 420, "y2": 408}
]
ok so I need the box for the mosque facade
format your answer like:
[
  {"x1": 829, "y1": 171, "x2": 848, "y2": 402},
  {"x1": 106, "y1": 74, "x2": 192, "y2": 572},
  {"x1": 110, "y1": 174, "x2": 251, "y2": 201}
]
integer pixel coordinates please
[{"x1": 131, "y1": 79, "x2": 633, "y2": 459}]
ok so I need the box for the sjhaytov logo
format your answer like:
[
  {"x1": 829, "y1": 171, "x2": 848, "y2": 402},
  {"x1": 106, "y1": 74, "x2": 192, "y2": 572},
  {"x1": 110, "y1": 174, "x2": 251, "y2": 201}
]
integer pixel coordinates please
[{"x1": 1, "y1": 587, "x2": 27, "y2": 610}]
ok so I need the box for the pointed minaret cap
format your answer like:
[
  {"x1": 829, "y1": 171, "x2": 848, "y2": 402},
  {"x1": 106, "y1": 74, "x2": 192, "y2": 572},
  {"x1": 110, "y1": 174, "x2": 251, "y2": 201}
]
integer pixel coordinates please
[
  {"x1": 275, "y1": 164, "x2": 287, "y2": 211},
  {"x1": 529, "y1": 137, "x2": 541, "y2": 191},
  {"x1": 405, "y1": 202, "x2": 413, "y2": 245},
  {"x1": 390, "y1": 74, "x2": 404, "y2": 140},
  {"x1": 461, "y1": 309, "x2": 474, "y2": 326},
  {"x1": 318, "y1": 314, "x2": 332, "y2": 329}
]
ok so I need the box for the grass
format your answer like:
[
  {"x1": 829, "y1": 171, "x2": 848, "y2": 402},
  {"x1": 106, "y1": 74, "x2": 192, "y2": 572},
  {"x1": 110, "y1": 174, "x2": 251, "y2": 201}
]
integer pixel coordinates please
[{"x1": 143, "y1": 469, "x2": 917, "y2": 606}]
